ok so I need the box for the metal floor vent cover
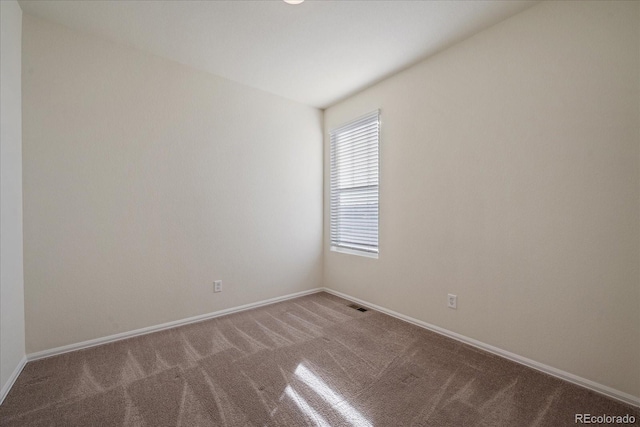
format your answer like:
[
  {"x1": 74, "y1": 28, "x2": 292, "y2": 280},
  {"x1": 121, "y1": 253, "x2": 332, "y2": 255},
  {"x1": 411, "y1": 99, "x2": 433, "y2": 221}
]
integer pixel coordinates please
[{"x1": 347, "y1": 303, "x2": 368, "y2": 312}]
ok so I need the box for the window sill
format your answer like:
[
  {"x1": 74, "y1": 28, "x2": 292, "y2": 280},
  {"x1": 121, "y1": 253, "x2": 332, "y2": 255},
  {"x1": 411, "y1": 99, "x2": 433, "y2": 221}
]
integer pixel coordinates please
[{"x1": 330, "y1": 246, "x2": 379, "y2": 259}]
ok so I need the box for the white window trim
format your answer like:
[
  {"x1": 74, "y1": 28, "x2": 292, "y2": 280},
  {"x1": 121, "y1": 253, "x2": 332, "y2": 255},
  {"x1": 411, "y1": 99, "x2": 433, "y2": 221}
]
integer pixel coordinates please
[
  {"x1": 330, "y1": 246, "x2": 379, "y2": 259},
  {"x1": 329, "y1": 110, "x2": 380, "y2": 259}
]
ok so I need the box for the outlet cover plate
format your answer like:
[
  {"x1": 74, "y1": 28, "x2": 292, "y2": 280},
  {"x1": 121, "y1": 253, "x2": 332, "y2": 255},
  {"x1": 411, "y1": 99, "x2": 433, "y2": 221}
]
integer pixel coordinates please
[{"x1": 448, "y1": 294, "x2": 457, "y2": 309}]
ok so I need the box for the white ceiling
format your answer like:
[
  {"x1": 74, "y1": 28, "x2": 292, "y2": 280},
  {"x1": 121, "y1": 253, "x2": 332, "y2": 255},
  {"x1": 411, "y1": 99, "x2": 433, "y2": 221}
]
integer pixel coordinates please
[{"x1": 18, "y1": 0, "x2": 537, "y2": 109}]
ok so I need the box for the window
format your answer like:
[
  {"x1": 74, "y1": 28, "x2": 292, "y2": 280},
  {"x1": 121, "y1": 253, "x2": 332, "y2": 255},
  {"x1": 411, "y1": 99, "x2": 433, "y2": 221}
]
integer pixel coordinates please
[{"x1": 330, "y1": 110, "x2": 380, "y2": 258}]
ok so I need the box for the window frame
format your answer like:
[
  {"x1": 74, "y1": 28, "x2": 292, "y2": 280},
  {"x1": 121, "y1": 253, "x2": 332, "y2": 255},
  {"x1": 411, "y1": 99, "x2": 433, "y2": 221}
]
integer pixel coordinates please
[{"x1": 329, "y1": 110, "x2": 380, "y2": 259}]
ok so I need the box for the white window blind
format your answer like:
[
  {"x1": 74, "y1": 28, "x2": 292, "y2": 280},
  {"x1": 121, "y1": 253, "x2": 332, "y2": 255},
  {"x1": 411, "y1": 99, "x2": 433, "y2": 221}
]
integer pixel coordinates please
[{"x1": 330, "y1": 110, "x2": 379, "y2": 256}]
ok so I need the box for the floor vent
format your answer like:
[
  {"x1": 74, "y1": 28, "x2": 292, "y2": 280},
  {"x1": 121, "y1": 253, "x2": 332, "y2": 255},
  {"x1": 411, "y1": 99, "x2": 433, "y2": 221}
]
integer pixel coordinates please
[{"x1": 348, "y1": 303, "x2": 368, "y2": 312}]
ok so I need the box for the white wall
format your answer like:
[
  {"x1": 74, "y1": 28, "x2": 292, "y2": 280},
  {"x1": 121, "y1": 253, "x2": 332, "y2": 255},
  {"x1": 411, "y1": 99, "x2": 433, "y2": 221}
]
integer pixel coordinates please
[
  {"x1": 22, "y1": 15, "x2": 323, "y2": 353},
  {"x1": 0, "y1": 0, "x2": 26, "y2": 395},
  {"x1": 324, "y1": 1, "x2": 640, "y2": 398}
]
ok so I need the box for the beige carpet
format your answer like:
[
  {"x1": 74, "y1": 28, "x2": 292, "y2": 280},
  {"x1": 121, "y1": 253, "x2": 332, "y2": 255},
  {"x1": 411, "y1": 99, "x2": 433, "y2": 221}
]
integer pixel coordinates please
[{"x1": 1, "y1": 292, "x2": 637, "y2": 426}]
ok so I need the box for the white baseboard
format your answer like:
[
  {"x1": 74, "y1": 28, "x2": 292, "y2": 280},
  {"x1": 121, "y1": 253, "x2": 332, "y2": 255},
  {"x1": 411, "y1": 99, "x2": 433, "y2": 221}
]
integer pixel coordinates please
[
  {"x1": 27, "y1": 288, "x2": 324, "y2": 362},
  {"x1": 20, "y1": 285, "x2": 639, "y2": 408},
  {"x1": 0, "y1": 355, "x2": 27, "y2": 405},
  {"x1": 322, "y1": 288, "x2": 640, "y2": 408}
]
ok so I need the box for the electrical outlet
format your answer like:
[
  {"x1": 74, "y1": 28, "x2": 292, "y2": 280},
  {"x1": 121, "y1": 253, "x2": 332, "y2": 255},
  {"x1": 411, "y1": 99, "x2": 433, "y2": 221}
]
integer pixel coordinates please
[
  {"x1": 448, "y1": 294, "x2": 457, "y2": 309},
  {"x1": 214, "y1": 280, "x2": 222, "y2": 293}
]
